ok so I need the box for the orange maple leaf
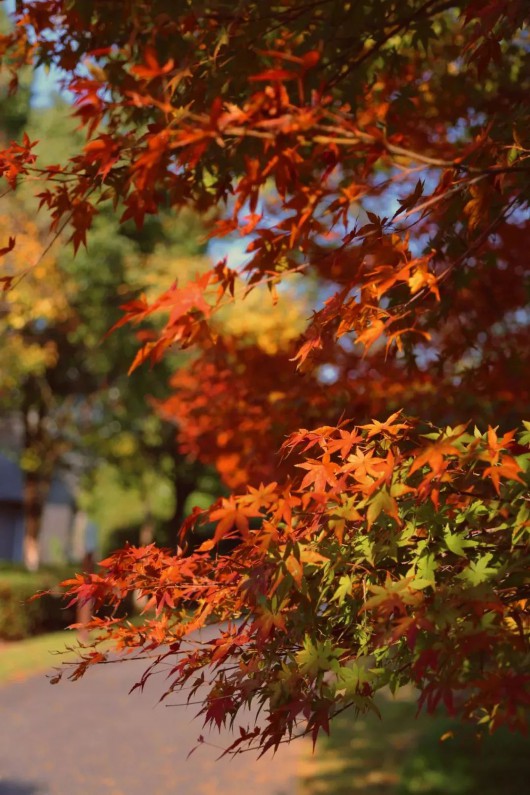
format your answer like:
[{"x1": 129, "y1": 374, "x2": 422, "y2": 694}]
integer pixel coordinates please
[
  {"x1": 483, "y1": 455, "x2": 524, "y2": 494},
  {"x1": 360, "y1": 410, "x2": 410, "y2": 438},
  {"x1": 210, "y1": 498, "x2": 261, "y2": 543}
]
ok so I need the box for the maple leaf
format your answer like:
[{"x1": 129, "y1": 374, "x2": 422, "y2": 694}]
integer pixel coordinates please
[
  {"x1": 240, "y1": 482, "x2": 278, "y2": 510},
  {"x1": 284, "y1": 554, "x2": 303, "y2": 587},
  {"x1": 209, "y1": 498, "x2": 261, "y2": 543},
  {"x1": 346, "y1": 448, "x2": 386, "y2": 484},
  {"x1": 326, "y1": 429, "x2": 363, "y2": 459},
  {"x1": 83, "y1": 135, "x2": 120, "y2": 179},
  {"x1": 366, "y1": 488, "x2": 400, "y2": 527},
  {"x1": 409, "y1": 434, "x2": 463, "y2": 478},
  {"x1": 296, "y1": 637, "x2": 343, "y2": 678},
  {"x1": 482, "y1": 426, "x2": 517, "y2": 465},
  {"x1": 282, "y1": 427, "x2": 334, "y2": 456},
  {"x1": 355, "y1": 317, "x2": 386, "y2": 351},
  {"x1": 164, "y1": 272, "x2": 213, "y2": 322},
  {"x1": 360, "y1": 410, "x2": 409, "y2": 438},
  {"x1": 392, "y1": 178, "x2": 424, "y2": 218},
  {"x1": 483, "y1": 455, "x2": 524, "y2": 494},
  {"x1": 131, "y1": 47, "x2": 175, "y2": 80},
  {"x1": 296, "y1": 453, "x2": 340, "y2": 492},
  {"x1": 204, "y1": 692, "x2": 235, "y2": 730},
  {"x1": 271, "y1": 489, "x2": 301, "y2": 529},
  {"x1": 291, "y1": 332, "x2": 323, "y2": 369},
  {"x1": 408, "y1": 261, "x2": 440, "y2": 301}
]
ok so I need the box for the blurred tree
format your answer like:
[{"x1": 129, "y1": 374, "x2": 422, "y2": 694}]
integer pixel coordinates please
[
  {"x1": 0, "y1": 93, "x2": 216, "y2": 567},
  {"x1": 0, "y1": 6, "x2": 31, "y2": 141},
  {"x1": 0, "y1": 200, "x2": 79, "y2": 568}
]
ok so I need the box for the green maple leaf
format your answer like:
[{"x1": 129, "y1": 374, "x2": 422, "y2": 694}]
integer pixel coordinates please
[
  {"x1": 296, "y1": 637, "x2": 344, "y2": 677},
  {"x1": 517, "y1": 420, "x2": 530, "y2": 446},
  {"x1": 412, "y1": 552, "x2": 437, "y2": 589},
  {"x1": 332, "y1": 575, "x2": 353, "y2": 604},
  {"x1": 461, "y1": 554, "x2": 498, "y2": 586},
  {"x1": 444, "y1": 525, "x2": 477, "y2": 557}
]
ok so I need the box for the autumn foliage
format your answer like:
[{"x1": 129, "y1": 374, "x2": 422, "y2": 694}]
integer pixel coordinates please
[{"x1": 1, "y1": 0, "x2": 530, "y2": 753}]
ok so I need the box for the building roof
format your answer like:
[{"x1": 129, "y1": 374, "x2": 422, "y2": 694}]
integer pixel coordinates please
[{"x1": 0, "y1": 454, "x2": 75, "y2": 507}]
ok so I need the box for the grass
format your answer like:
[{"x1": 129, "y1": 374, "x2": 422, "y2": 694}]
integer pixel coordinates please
[
  {"x1": 300, "y1": 688, "x2": 530, "y2": 795},
  {"x1": 0, "y1": 628, "x2": 81, "y2": 685},
  {"x1": 0, "y1": 613, "x2": 150, "y2": 686}
]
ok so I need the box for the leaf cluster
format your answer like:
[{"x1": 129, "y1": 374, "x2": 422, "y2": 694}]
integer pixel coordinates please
[{"x1": 57, "y1": 418, "x2": 530, "y2": 751}]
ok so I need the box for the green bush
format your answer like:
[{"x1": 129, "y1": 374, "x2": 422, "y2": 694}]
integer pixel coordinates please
[
  {"x1": 0, "y1": 563, "x2": 77, "y2": 641},
  {"x1": 0, "y1": 560, "x2": 140, "y2": 640}
]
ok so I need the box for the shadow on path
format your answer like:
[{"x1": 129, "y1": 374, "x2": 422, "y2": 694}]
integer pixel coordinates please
[
  {"x1": 0, "y1": 781, "x2": 45, "y2": 795},
  {"x1": 300, "y1": 689, "x2": 530, "y2": 795}
]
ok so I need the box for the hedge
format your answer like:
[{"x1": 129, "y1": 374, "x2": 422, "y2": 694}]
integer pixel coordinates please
[{"x1": 0, "y1": 564, "x2": 77, "y2": 641}]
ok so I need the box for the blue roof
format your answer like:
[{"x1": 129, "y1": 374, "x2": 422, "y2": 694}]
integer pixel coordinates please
[{"x1": 0, "y1": 454, "x2": 74, "y2": 506}]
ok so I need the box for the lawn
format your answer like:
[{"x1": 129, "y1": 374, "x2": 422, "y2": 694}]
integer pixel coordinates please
[
  {"x1": 0, "y1": 614, "x2": 146, "y2": 685},
  {"x1": 299, "y1": 688, "x2": 530, "y2": 795},
  {"x1": 0, "y1": 628, "x2": 80, "y2": 685}
]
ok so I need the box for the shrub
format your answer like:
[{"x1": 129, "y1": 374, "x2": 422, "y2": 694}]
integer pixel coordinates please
[{"x1": 0, "y1": 564, "x2": 76, "y2": 640}]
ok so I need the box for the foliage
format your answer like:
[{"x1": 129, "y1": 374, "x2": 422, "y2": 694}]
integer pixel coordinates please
[
  {"x1": 55, "y1": 419, "x2": 530, "y2": 751},
  {"x1": 0, "y1": 0, "x2": 529, "y2": 755}
]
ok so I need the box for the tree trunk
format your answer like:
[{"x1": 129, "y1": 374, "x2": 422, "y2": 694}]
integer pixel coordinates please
[
  {"x1": 160, "y1": 451, "x2": 201, "y2": 549},
  {"x1": 139, "y1": 494, "x2": 154, "y2": 546},
  {"x1": 76, "y1": 548, "x2": 95, "y2": 643},
  {"x1": 22, "y1": 472, "x2": 47, "y2": 571},
  {"x1": 21, "y1": 380, "x2": 56, "y2": 571},
  {"x1": 22, "y1": 534, "x2": 40, "y2": 572}
]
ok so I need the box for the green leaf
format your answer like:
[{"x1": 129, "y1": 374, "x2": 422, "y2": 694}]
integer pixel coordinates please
[
  {"x1": 413, "y1": 552, "x2": 437, "y2": 587},
  {"x1": 461, "y1": 554, "x2": 497, "y2": 586},
  {"x1": 334, "y1": 660, "x2": 373, "y2": 697},
  {"x1": 411, "y1": 577, "x2": 433, "y2": 590},
  {"x1": 515, "y1": 453, "x2": 530, "y2": 472},
  {"x1": 517, "y1": 420, "x2": 530, "y2": 446},
  {"x1": 366, "y1": 489, "x2": 398, "y2": 527},
  {"x1": 295, "y1": 637, "x2": 344, "y2": 678},
  {"x1": 332, "y1": 575, "x2": 353, "y2": 604},
  {"x1": 443, "y1": 525, "x2": 476, "y2": 557},
  {"x1": 512, "y1": 503, "x2": 530, "y2": 543}
]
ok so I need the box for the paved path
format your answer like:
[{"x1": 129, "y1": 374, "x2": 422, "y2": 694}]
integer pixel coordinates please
[{"x1": 0, "y1": 654, "x2": 307, "y2": 795}]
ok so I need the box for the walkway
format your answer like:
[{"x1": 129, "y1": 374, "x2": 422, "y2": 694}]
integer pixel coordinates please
[{"x1": 1, "y1": 654, "x2": 307, "y2": 795}]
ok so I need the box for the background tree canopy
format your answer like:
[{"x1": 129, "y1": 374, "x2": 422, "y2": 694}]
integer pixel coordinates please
[{"x1": 0, "y1": 0, "x2": 529, "y2": 755}]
